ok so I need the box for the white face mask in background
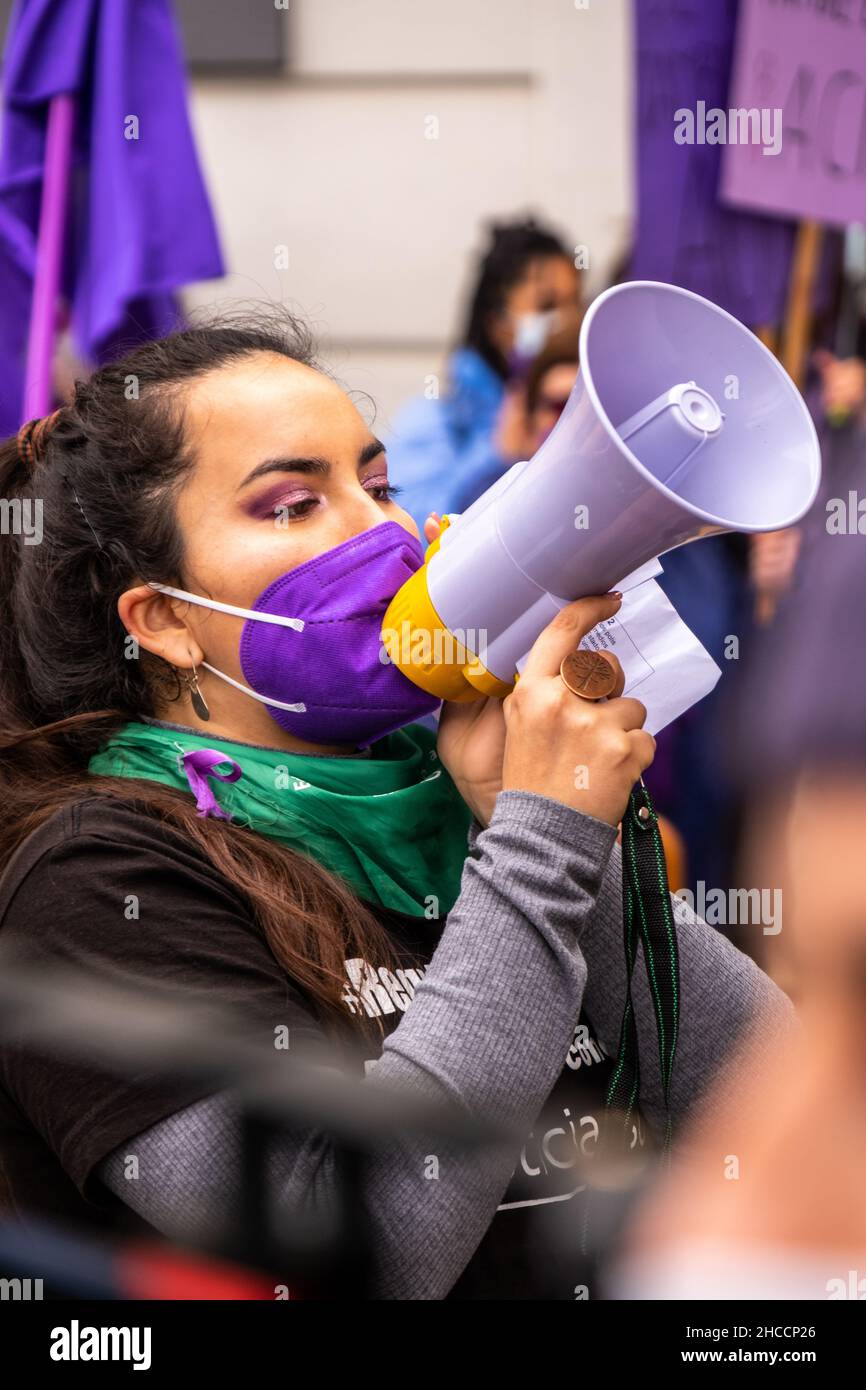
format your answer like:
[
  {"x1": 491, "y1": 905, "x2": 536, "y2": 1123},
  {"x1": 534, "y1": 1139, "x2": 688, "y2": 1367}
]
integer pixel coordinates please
[{"x1": 512, "y1": 308, "x2": 559, "y2": 360}]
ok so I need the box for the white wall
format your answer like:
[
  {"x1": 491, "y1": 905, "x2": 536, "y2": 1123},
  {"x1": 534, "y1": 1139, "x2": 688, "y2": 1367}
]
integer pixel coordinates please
[{"x1": 184, "y1": 0, "x2": 633, "y2": 429}]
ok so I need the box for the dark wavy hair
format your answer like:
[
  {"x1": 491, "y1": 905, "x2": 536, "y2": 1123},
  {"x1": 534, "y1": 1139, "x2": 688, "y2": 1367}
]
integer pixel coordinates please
[
  {"x1": 0, "y1": 310, "x2": 398, "y2": 1042},
  {"x1": 460, "y1": 215, "x2": 571, "y2": 378}
]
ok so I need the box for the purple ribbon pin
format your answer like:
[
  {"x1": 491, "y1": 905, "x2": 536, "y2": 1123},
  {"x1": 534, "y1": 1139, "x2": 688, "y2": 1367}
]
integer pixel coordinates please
[{"x1": 179, "y1": 748, "x2": 243, "y2": 820}]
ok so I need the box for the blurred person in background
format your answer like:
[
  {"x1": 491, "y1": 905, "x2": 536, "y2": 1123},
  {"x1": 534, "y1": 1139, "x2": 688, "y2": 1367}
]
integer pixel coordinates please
[
  {"x1": 612, "y1": 527, "x2": 866, "y2": 1299},
  {"x1": 0, "y1": 311, "x2": 789, "y2": 1299},
  {"x1": 452, "y1": 319, "x2": 582, "y2": 508},
  {"x1": 795, "y1": 342, "x2": 866, "y2": 580},
  {"x1": 750, "y1": 313, "x2": 866, "y2": 622},
  {"x1": 651, "y1": 529, "x2": 753, "y2": 898},
  {"x1": 661, "y1": 320, "x2": 866, "y2": 906},
  {"x1": 523, "y1": 325, "x2": 581, "y2": 452},
  {"x1": 386, "y1": 216, "x2": 583, "y2": 535}
]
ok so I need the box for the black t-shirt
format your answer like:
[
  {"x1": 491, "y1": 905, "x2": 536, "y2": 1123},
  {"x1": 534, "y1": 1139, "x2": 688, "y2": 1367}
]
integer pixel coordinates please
[{"x1": 0, "y1": 796, "x2": 635, "y2": 1299}]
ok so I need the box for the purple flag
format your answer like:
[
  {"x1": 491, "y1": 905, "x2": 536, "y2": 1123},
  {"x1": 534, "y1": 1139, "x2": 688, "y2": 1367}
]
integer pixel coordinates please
[
  {"x1": 0, "y1": 0, "x2": 225, "y2": 433},
  {"x1": 629, "y1": 0, "x2": 796, "y2": 326}
]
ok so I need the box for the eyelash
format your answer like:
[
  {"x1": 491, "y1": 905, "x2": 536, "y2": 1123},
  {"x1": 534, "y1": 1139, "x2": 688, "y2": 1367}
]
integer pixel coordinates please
[
  {"x1": 368, "y1": 481, "x2": 403, "y2": 502},
  {"x1": 262, "y1": 480, "x2": 403, "y2": 522}
]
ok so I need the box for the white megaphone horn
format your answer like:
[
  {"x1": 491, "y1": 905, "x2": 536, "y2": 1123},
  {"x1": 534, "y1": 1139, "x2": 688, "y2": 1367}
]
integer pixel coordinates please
[{"x1": 382, "y1": 280, "x2": 822, "y2": 702}]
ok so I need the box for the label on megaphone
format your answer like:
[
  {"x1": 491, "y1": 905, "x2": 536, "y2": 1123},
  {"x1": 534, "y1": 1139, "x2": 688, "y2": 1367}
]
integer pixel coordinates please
[{"x1": 515, "y1": 569, "x2": 721, "y2": 735}]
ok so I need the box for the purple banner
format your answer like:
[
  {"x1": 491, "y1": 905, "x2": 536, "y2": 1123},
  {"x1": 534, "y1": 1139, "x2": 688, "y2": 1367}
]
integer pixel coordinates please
[
  {"x1": 629, "y1": 0, "x2": 796, "y2": 327},
  {"x1": 721, "y1": 0, "x2": 866, "y2": 228}
]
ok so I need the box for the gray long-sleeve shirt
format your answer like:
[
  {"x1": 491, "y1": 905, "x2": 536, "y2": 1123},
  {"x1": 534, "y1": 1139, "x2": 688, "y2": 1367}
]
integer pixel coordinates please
[{"x1": 92, "y1": 789, "x2": 794, "y2": 1299}]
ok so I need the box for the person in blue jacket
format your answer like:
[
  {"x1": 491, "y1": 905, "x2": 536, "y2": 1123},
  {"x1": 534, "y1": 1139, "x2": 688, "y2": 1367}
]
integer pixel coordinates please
[{"x1": 387, "y1": 216, "x2": 582, "y2": 534}]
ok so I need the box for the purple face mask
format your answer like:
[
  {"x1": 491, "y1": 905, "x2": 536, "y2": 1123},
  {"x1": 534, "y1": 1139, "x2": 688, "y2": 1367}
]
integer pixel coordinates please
[{"x1": 150, "y1": 521, "x2": 440, "y2": 747}]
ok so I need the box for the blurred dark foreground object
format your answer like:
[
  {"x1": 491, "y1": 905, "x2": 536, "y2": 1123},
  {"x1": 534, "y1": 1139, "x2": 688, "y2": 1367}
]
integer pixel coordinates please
[{"x1": 0, "y1": 961, "x2": 649, "y2": 1299}]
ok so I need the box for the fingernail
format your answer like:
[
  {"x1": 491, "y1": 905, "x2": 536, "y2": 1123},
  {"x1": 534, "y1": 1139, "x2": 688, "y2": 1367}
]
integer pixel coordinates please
[{"x1": 610, "y1": 591, "x2": 623, "y2": 599}]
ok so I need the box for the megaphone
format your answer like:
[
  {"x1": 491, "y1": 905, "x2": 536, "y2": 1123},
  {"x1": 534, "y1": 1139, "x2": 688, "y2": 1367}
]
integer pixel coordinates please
[{"x1": 382, "y1": 280, "x2": 821, "y2": 702}]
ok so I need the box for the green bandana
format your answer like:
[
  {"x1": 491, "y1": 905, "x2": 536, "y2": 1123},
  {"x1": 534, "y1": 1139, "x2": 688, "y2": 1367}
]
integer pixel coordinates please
[{"x1": 88, "y1": 719, "x2": 472, "y2": 917}]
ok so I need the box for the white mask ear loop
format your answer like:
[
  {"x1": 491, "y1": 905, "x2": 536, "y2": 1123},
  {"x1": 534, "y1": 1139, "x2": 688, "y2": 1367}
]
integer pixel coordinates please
[
  {"x1": 147, "y1": 581, "x2": 305, "y2": 631},
  {"x1": 199, "y1": 661, "x2": 306, "y2": 714},
  {"x1": 147, "y1": 581, "x2": 307, "y2": 714}
]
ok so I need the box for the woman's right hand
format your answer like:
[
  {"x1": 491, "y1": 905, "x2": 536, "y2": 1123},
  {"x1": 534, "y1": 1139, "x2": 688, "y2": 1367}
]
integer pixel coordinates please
[{"x1": 501, "y1": 594, "x2": 656, "y2": 827}]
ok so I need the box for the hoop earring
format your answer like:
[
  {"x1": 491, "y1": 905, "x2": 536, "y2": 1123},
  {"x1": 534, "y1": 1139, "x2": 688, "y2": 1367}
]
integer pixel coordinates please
[{"x1": 186, "y1": 663, "x2": 210, "y2": 722}]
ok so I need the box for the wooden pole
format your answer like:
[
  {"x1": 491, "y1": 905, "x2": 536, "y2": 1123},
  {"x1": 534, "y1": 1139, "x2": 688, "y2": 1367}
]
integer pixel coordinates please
[
  {"x1": 754, "y1": 220, "x2": 823, "y2": 625},
  {"x1": 754, "y1": 325, "x2": 779, "y2": 355},
  {"x1": 781, "y1": 219, "x2": 823, "y2": 389}
]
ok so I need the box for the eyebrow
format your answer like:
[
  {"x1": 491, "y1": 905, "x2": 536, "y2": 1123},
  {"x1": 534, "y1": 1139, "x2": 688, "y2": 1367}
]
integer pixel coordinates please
[{"x1": 238, "y1": 438, "x2": 386, "y2": 490}]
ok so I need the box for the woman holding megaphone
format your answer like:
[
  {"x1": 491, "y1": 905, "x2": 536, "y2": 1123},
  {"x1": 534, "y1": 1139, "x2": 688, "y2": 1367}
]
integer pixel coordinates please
[{"x1": 0, "y1": 315, "x2": 791, "y2": 1300}]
